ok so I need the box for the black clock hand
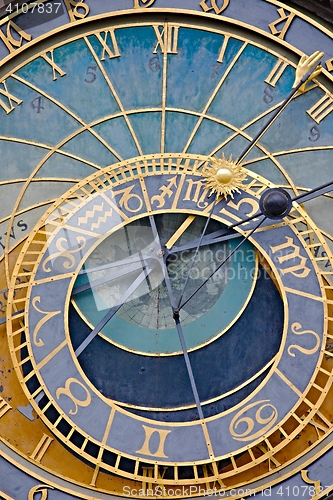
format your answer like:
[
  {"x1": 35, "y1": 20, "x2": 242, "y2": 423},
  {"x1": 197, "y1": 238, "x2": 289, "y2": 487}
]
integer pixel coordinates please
[
  {"x1": 293, "y1": 179, "x2": 333, "y2": 204},
  {"x1": 176, "y1": 199, "x2": 217, "y2": 310},
  {"x1": 166, "y1": 229, "x2": 241, "y2": 256},
  {"x1": 170, "y1": 177, "x2": 333, "y2": 265},
  {"x1": 74, "y1": 262, "x2": 155, "y2": 357},
  {"x1": 177, "y1": 215, "x2": 267, "y2": 312},
  {"x1": 148, "y1": 215, "x2": 205, "y2": 420},
  {"x1": 237, "y1": 51, "x2": 324, "y2": 164}
]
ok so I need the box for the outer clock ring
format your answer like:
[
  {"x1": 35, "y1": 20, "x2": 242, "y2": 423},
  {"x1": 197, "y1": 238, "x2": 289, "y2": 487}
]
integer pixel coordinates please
[
  {"x1": 0, "y1": 3, "x2": 333, "y2": 497},
  {"x1": 5, "y1": 153, "x2": 330, "y2": 486}
]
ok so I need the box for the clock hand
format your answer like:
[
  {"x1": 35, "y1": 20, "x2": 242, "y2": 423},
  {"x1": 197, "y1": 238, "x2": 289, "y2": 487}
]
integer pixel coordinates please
[
  {"x1": 293, "y1": 179, "x2": 333, "y2": 204},
  {"x1": 171, "y1": 177, "x2": 333, "y2": 262},
  {"x1": 176, "y1": 199, "x2": 217, "y2": 310},
  {"x1": 237, "y1": 51, "x2": 324, "y2": 164},
  {"x1": 78, "y1": 250, "x2": 153, "y2": 275},
  {"x1": 177, "y1": 215, "x2": 267, "y2": 312},
  {"x1": 166, "y1": 229, "x2": 242, "y2": 256},
  {"x1": 74, "y1": 262, "x2": 155, "y2": 357},
  {"x1": 148, "y1": 215, "x2": 205, "y2": 420},
  {"x1": 175, "y1": 175, "x2": 333, "y2": 312},
  {"x1": 72, "y1": 258, "x2": 151, "y2": 295}
]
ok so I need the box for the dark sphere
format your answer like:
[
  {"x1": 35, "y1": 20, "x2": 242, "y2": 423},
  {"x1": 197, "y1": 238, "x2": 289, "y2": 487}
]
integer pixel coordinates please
[{"x1": 259, "y1": 188, "x2": 292, "y2": 219}]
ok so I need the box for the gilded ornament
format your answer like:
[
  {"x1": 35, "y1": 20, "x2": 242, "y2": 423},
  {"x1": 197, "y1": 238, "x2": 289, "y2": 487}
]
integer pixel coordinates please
[{"x1": 203, "y1": 153, "x2": 247, "y2": 199}]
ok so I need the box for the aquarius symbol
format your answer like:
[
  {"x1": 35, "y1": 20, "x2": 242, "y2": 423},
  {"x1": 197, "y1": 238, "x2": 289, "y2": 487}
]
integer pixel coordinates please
[
  {"x1": 91, "y1": 208, "x2": 114, "y2": 231},
  {"x1": 78, "y1": 203, "x2": 104, "y2": 227}
]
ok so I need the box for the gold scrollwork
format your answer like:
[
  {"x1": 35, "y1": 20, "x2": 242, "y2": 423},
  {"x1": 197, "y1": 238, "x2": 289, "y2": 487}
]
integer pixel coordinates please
[
  {"x1": 28, "y1": 485, "x2": 54, "y2": 500},
  {"x1": 301, "y1": 470, "x2": 321, "y2": 498},
  {"x1": 199, "y1": 0, "x2": 229, "y2": 15},
  {"x1": 268, "y1": 8, "x2": 296, "y2": 40},
  {"x1": 64, "y1": 0, "x2": 90, "y2": 22},
  {"x1": 56, "y1": 378, "x2": 91, "y2": 415},
  {"x1": 42, "y1": 236, "x2": 86, "y2": 272},
  {"x1": 32, "y1": 297, "x2": 61, "y2": 347},
  {"x1": 112, "y1": 185, "x2": 144, "y2": 213},
  {"x1": 230, "y1": 400, "x2": 278, "y2": 441},
  {"x1": 270, "y1": 236, "x2": 311, "y2": 278},
  {"x1": 151, "y1": 176, "x2": 178, "y2": 208},
  {"x1": 133, "y1": 0, "x2": 156, "y2": 7},
  {"x1": 288, "y1": 322, "x2": 321, "y2": 358},
  {"x1": 0, "y1": 20, "x2": 32, "y2": 53},
  {"x1": 136, "y1": 425, "x2": 171, "y2": 458}
]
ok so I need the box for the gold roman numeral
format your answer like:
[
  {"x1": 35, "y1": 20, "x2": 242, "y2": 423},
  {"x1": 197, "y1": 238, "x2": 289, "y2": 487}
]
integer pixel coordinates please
[
  {"x1": 217, "y1": 35, "x2": 229, "y2": 63},
  {"x1": 0, "y1": 397, "x2": 11, "y2": 418},
  {"x1": 307, "y1": 93, "x2": 333, "y2": 123},
  {"x1": 265, "y1": 59, "x2": 288, "y2": 87},
  {"x1": 326, "y1": 58, "x2": 333, "y2": 72},
  {"x1": 301, "y1": 410, "x2": 332, "y2": 439},
  {"x1": 153, "y1": 24, "x2": 179, "y2": 54},
  {"x1": 30, "y1": 433, "x2": 53, "y2": 462},
  {"x1": 142, "y1": 466, "x2": 168, "y2": 494},
  {"x1": 202, "y1": 464, "x2": 226, "y2": 489},
  {"x1": 0, "y1": 20, "x2": 31, "y2": 53},
  {"x1": 268, "y1": 8, "x2": 296, "y2": 40},
  {"x1": 41, "y1": 50, "x2": 66, "y2": 81},
  {"x1": 0, "y1": 80, "x2": 23, "y2": 114},
  {"x1": 94, "y1": 30, "x2": 121, "y2": 61},
  {"x1": 256, "y1": 442, "x2": 281, "y2": 470}
]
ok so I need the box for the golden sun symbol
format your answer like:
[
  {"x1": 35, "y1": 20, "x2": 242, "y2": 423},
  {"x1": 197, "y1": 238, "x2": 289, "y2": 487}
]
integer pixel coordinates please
[{"x1": 203, "y1": 154, "x2": 247, "y2": 199}]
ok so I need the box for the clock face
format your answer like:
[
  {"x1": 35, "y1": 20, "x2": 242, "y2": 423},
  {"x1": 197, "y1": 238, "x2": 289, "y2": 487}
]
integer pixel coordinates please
[{"x1": 1, "y1": 2, "x2": 333, "y2": 499}]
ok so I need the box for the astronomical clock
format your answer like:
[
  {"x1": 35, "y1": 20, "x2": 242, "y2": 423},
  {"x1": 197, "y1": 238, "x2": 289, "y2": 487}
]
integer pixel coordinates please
[{"x1": 1, "y1": 0, "x2": 333, "y2": 499}]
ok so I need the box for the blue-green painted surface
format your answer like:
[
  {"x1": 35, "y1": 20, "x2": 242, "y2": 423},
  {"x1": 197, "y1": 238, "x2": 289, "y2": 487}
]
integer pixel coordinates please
[{"x1": 74, "y1": 227, "x2": 255, "y2": 355}]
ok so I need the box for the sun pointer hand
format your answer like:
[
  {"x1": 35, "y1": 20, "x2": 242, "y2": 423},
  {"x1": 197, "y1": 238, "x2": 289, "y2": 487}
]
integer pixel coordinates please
[
  {"x1": 237, "y1": 50, "x2": 324, "y2": 164},
  {"x1": 292, "y1": 50, "x2": 323, "y2": 88}
]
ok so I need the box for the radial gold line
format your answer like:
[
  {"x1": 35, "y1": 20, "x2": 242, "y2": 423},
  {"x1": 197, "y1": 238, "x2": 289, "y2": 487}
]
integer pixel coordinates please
[
  {"x1": 29, "y1": 274, "x2": 76, "y2": 287},
  {"x1": 270, "y1": 144, "x2": 333, "y2": 157},
  {"x1": 171, "y1": 172, "x2": 187, "y2": 210},
  {"x1": 205, "y1": 99, "x2": 283, "y2": 156},
  {"x1": 90, "y1": 408, "x2": 115, "y2": 486},
  {"x1": 161, "y1": 27, "x2": 168, "y2": 154},
  {"x1": 0, "y1": 135, "x2": 103, "y2": 170},
  {"x1": 36, "y1": 340, "x2": 67, "y2": 371},
  {"x1": 84, "y1": 37, "x2": 143, "y2": 157},
  {"x1": 12, "y1": 74, "x2": 123, "y2": 161},
  {"x1": 208, "y1": 129, "x2": 299, "y2": 197},
  {"x1": 138, "y1": 176, "x2": 152, "y2": 213},
  {"x1": 201, "y1": 420, "x2": 215, "y2": 459},
  {"x1": 165, "y1": 216, "x2": 196, "y2": 249},
  {"x1": 183, "y1": 42, "x2": 248, "y2": 154},
  {"x1": 99, "y1": 190, "x2": 129, "y2": 221},
  {"x1": 275, "y1": 368, "x2": 303, "y2": 397},
  {"x1": 51, "y1": 221, "x2": 104, "y2": 238},
  {"x1": 284, "y1": 287, "x2": 325, "y2": 301},
  {"x1": 3, "y1": 111, "x2": 117, "y2": 289}
]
